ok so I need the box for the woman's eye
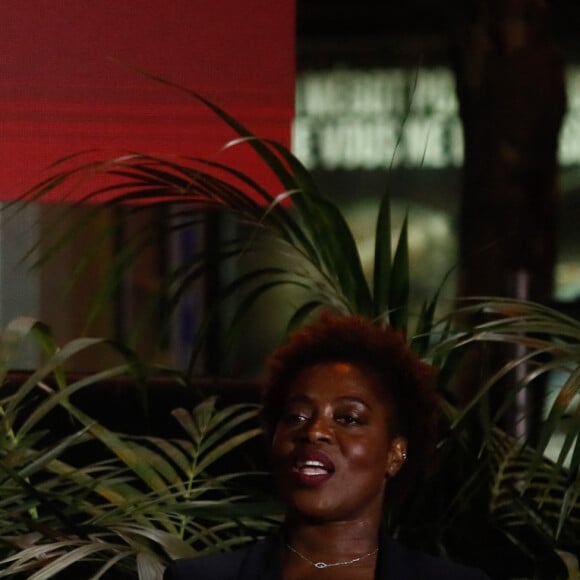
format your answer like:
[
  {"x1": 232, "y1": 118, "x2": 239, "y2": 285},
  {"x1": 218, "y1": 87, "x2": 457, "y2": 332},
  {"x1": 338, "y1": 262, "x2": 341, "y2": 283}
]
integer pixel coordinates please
[
  {"x1": 336, "y1": 414, "x2": 361, "y2": 425},
  {"x1": 282, "y1": 411, "x2": 308, "y2": 423}
]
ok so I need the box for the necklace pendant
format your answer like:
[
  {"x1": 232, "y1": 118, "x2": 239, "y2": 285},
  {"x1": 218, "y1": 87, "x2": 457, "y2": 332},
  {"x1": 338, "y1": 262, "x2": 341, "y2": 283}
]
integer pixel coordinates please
[{"x1": 315, "y1": 562, "x2": 328, "y2": 569}]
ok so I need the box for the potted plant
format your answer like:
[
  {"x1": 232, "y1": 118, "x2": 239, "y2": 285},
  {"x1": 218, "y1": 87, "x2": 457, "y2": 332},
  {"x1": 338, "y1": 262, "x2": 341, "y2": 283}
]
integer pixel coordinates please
[
  {"x1": 0, "y1": 317, "x2": 280, "y2": 579},
  {"x1": 4, "y1": 71, "x2": 579, "y2": 578}
]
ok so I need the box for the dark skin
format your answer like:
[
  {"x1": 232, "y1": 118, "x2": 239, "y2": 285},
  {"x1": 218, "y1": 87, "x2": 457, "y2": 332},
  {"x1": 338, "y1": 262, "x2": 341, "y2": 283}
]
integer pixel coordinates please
[{"x1": 270, "y1": 361, "x2": 407, "y2": 580}]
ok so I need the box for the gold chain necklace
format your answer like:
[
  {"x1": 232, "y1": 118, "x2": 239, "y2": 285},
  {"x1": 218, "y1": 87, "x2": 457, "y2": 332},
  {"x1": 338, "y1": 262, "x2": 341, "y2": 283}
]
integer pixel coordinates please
[{"x1": 286, "y1": 543, "x2": 379, "y2": 569}]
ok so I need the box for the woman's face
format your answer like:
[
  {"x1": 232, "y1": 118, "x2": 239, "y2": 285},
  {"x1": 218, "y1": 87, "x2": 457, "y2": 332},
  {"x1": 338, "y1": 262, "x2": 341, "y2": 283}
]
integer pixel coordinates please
[{"x1": 270, "y1": 361, "x2": 407, "y2": 524}]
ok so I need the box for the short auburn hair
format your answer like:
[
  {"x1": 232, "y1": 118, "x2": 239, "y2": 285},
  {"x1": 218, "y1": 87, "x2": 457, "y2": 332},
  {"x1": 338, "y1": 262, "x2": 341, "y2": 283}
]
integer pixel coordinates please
[{"x1": 261, "y1": 311, "x2": 439, "y2": 503}]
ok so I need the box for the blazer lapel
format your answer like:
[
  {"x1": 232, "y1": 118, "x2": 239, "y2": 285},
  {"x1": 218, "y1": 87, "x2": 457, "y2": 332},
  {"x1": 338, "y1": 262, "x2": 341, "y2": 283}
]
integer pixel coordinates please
[
  {"x1": 375, "y1": 530, "x2": 417, "y2": 580},
  {"x1": 238, "y1": 532, "x2": 283, "y2": 580}
]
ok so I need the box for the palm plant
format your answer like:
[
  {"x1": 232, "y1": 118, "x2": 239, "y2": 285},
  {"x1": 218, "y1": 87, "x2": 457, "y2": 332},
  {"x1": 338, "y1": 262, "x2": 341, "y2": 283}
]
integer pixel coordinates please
[
  {"x1": 20, "y1": 71, "x2": 433, "y2": 375},
  {"x1": 389, "y1": 298, "x2": 580, "y2": 579},
  {"x1": 6, "y1": 72, "x2": 580, "y2": 578},
  {"x1": 431, "y1": 300, "x2": 580, "y2": 555},
  {"x1": 0, "y1": 317, "x2": 279, "y2": 579}
]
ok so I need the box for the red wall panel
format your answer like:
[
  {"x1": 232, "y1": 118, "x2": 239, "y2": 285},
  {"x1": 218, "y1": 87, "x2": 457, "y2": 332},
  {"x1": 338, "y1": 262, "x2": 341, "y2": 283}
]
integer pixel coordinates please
[{"x1": 1, "y1": 1, "x2": 295, "y2": 201}]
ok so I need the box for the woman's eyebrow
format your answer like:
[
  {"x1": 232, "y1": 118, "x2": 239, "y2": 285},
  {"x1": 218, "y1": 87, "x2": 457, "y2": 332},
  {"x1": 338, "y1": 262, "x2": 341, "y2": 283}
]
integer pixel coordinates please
[
  {"x1": 284, "y1": 395, "x2": 371, "y2": 409},
  {"x1": 335, "y1": 396, "x2": 370, "y2": 408}
]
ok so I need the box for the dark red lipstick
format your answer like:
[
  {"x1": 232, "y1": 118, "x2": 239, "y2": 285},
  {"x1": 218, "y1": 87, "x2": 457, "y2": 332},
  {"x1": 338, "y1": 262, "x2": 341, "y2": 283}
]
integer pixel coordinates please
[{"x1": 291, "y1": 449, "x2": 335, "y2": 487}]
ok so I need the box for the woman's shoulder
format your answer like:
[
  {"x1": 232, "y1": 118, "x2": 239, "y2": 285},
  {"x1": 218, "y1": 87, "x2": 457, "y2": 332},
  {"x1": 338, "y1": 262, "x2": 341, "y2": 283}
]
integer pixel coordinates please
[
  {"x1": 163, "y1": 535, "x2": 279, "y2": 580},
  {"x1": 385, "y1": 539, "x2": 490, "y2": 580}
]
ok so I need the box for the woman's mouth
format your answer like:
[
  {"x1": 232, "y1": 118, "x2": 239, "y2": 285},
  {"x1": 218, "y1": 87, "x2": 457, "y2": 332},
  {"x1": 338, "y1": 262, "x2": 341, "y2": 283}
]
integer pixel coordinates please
[{"x1": 291, "y1": 450, "x2": 335, "y2": 486}]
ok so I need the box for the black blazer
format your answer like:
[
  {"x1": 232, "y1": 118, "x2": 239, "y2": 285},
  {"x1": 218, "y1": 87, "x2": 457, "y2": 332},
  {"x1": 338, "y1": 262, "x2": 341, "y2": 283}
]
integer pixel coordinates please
[{"x1": 163, "y1": 532, "x2": 490, "y2": 579}]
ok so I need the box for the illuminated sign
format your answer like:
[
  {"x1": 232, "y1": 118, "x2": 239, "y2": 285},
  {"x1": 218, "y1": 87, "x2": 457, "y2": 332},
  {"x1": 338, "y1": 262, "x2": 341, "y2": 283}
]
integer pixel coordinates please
[{"x1": 293, "y1": 67, "x2": 579, "y2": 170}]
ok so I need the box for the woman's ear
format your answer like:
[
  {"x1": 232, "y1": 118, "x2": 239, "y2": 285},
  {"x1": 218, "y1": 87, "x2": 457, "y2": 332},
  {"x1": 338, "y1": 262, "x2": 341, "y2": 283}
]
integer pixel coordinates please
[{"x1": 385, "y1": 436, "x2": 408, "y2": 478}]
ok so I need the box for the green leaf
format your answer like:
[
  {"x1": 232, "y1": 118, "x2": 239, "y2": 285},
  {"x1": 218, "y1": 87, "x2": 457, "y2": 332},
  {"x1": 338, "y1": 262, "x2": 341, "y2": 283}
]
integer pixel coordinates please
[
  {"x1": 373, "y1": 189, "x2": 392, "y2": 320},
  {"x1": 387, "y1": 214, "x2": 410, "y2": 332}
]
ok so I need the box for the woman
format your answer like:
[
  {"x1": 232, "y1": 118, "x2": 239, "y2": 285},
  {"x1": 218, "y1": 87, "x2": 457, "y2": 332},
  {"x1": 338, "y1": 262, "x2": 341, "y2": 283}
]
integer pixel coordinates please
[{"x1": 164, "y1": 313, "x2": 490, "y2": 579}]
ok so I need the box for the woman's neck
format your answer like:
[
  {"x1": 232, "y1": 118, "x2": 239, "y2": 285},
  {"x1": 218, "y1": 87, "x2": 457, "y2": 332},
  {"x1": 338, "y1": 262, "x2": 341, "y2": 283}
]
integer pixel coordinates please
[{"x1": 284, "y1": 517, "x2": 380, "y2": 559}]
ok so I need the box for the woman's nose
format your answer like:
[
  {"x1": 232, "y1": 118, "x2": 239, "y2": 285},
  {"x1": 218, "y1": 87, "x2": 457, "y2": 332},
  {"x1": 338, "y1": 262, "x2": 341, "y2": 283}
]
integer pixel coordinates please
[{"x1": 301, "y1": 415, "x2": 333, "y2": 442}]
